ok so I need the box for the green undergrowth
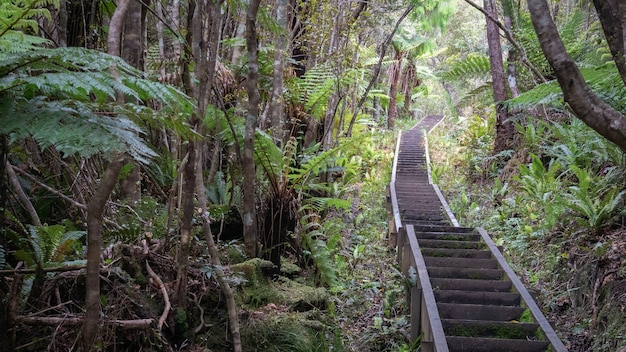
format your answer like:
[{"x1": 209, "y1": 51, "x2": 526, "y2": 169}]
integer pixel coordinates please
[{"x1": 428, "y1": 113, "x2": 626, "y2": 351}]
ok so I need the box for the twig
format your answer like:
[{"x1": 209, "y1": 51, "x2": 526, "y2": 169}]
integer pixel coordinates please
[
  {"x1": 13, "y1": 167, "x2": 87, "y2": 210},
  {"x1": 6, "y1": 161, "x2": 41, "y2": 226},
  {"x1": 145, "y1": 260, "x2": 170, "y2": 330}
]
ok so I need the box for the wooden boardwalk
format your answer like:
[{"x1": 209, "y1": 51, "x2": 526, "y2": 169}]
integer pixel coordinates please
[{"x1": 388, "y1": 116, "x2": 567, "y2": 352}]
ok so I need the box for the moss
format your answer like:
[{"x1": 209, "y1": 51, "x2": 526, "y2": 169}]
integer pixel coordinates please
[
  {"x1": 241, "y1": 310, "x2": 329, "y2": 352},
  {"x1": 231, "y1": 258, "x2": 328, "y2": 310},
  {"x1": 280, "y1": 257, "x2": 302, "y2": 276}
]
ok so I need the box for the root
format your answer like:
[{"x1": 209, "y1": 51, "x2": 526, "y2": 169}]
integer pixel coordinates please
[{"x1": 145, "y1": 260, "x2": 170, "y2": 331}]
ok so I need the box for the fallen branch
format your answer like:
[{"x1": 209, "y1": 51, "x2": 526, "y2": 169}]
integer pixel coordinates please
[
  {"x1": 15, "y1": 315, "x2": 154, "y2": 330},
  {"x1": 145, "y1": 260, "x2": 170, "y2": 330},
  {"x1": 0, "y1": 265, "x2": 86, "y2": 276}
]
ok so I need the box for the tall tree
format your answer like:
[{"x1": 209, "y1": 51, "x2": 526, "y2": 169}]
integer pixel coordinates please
[
  {"x1": 528, "y1": 0, "x2": 626, "y2": 152},
  {"x1": 242, "y1": 0, "x2": 261, "y2": 257},
  {"x1": 484, "y1": 0, "x2": 513, "y2": 153}
]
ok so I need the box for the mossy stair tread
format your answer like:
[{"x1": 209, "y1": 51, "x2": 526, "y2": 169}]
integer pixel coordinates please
[
  {"x1": 446, "y1": 336, "x2": 550, "y2": 352},
  {"x1": 418, "y1": 238, "x2": 484, "y2": 249},
  {"x1": 437, "y1": 302, "x2": 525, "y2": 321},
  {"x1": 421, "y1": 247, "x2": 493, "y2": 259},
  {"x1": 434, "y1": 290, "x2": 521, "y2": 306},
  {"x1": 427, "y1": 266, "x2": 504, "y2": 280},
  {"x1": 442, "y1": 319, "x2": 540, "y2": 338},
  {"x1": 431, "y1": 277, "x2": 512, "y2": 292},
  {"x1": 425, "y1": 256, "x2": 499, "y2": 269}
]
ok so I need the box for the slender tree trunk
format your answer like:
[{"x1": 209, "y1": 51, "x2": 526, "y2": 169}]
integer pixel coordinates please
[
  {"x1": 58, "y1": 0, "x2": 67, "y2": 47},
  {"x1": 346, "y1": 4, "x2": 414, "y2": 136},
  {"x1": 503, "y1": 0, "x2": 519, "y2": 98},
  {"x1": 194, "y1": 146, "x2": 242, "y2": 352},
  {"x1": 267, "y1": 0, "x2": 288, "y2": 143},
  {"x1": 83, "y1": 2, "x2": 130, "y2": 348},
  {"x1": 242, "y1": 0, "x2": 261, "y2": 257},
  {"x1": 121, "y1": 0, "x2": 143, "y2": 203},
  {"x1": 387, "y1": 50, "x2": 403, "y2": 129},
  {"x1": 528, "y1": 0, "x2": 626, "y2": 152},
  {"x1": 83, "y1": 156, "x2": 123, "y2": 350},
  {"x1": 484, "y1": 0, "x2": 512, "y2": 153}
]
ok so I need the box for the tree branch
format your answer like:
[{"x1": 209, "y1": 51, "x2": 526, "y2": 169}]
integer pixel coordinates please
[
  {"x1": 145, "y1": 260, "x2": 170, "y2": 330},
  {"x1": 464, "y1": 0, "x2": 547, "y2": 83}
]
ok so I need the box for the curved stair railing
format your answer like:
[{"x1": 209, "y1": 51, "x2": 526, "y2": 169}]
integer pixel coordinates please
[{"x1": 388, "y1": 115, "x2": 567, "y2": 352}]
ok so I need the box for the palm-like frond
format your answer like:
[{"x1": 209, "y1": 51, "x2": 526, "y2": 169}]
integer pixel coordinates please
[
  {"x1": 0, "y1": 47, "x2": 194, "y2": 162},
  {"x1": 439, "y1": 54, "x2": 491, "y2": 82},
  {"x1": 505, "y1": 63, "x2": 626, "y2": 113}
]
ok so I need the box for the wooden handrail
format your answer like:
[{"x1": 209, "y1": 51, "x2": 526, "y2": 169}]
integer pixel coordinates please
[
  {"x1": 390, "y1": 130, "x2": 403, "y2": 232},
  {"x1": 406, "y1": 225, "x2": 450, "y2": 352},
  {"x1": 477, "y1": 227, "x2": 568, "y2": 352}
]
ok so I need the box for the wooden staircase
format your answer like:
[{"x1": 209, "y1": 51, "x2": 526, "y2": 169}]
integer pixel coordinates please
[{"x1": 389, "y1": 116, "x2": 567, "y2": 352}]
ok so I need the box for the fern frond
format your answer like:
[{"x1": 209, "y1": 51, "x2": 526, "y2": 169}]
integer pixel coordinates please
[
  {"x1": 455, "y1": 82, "x2": 493, "y2": 109},
  {"x1": 506, "y1": 63, "x2": 626, "y2": 113},
  {"x1": 439, "y1": 54, "x2": 491, "y2": 81}
]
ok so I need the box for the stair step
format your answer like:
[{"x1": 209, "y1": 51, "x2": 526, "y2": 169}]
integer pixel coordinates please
[
  {"x1": 421, "y1": 248, "x2": 492, "y2": 259},
  {"x1": 428, "y1": 267, "x2": 504, "y2": 280},
  {"x1": 446, "y1": 336, "x2": 550, "y2": 352},
  {"x1": 437, "y1": 303, "x2": 525, "y2": 321},
  {"x1": 424, "y1": 257, "x2": 499, "y2": 269},
  {"x1": 431, "y1": 278, "x2": 512, "y2": 292},
  {"x1": 442, "y1": 319, "x2": 540, "y2": 339},
  {"x1": 412, "y1": 225, "x2": 475, "y2": 233},
  {"x1": 435, "y1": 290, "x2": 520, "y2": 306},
  {"x1": 418, "y1": 239, "x2": 484, "y2": 249}
]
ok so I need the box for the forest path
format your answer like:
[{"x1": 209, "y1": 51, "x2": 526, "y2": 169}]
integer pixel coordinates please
[{"x1": 388, "y1": 115, "x2": 567, "y2": 352}]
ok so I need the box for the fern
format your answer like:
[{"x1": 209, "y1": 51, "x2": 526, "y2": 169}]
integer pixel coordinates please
[
  {"x1": 0, "y1": 0, "x2": 58, "y2": 57},
  {"x1": 505, "y1": 63, "x2": 626, "y2": 113},
  {"x1": 439, "y1": 54, "x2": 491, "y2": 81},
  {"x1": 561, "y1": 165, "x2": 626, "y2": 231},
  {"x1": 0, "y1": 47, "x2": 194, "y2": 162}
]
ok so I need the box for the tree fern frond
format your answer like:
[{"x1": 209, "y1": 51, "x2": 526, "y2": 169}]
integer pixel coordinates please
[
  {"x1": 506, "y1": 63, "x2": 626, "y2": 113},
  {"x1": 455, "y1": 82, "x2": 493, "y2": 108},
  {"x1": 439, "y1": 54, "x2": 491, "y2": 81}
]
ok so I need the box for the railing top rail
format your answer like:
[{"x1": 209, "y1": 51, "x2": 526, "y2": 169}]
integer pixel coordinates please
[
  {"x1": 406, "y1": 224, "x2": 450, "y2": 352},
  {"x1": 390, "y1": 130, "x2": 403, "y2": 231},
  {"x1": 477, "y1": 227, "x2": 568, "y2": 352}
]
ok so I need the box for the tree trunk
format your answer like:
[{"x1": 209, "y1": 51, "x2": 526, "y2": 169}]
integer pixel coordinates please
[
  {"x1": 83, "y1": 0, "x2": 130, "y2": 348},
  {"x1": 528, "y1": 0, "x2": 626, "y2": 152},
  {"x1": 242, "y1": 0, "x2": 261, "y2": 258},
  {"x1": 503, "y1": 0, "x2": 519, "y2": 98},
  {"x1": 387, "y1": 50, "x2": 403, "y2": 129},
  {"x1": 83, "y1": 156, "x2": 123, "y2": 350},
  {"x1": 592, "y1": 0, "x2": 626, "y2": 86},
  {"x1": 267, "y1": 0, "x2": 288, "y2": 143},
  {"x1": 194, "y1": 144, "x2": 242, "y2": 352},
  {"x1": 346, "y1": 4, "x2": 414, "y2": 136},
  {"x1": 484, "y1": 0, "x2": 512, "y2": 153}
]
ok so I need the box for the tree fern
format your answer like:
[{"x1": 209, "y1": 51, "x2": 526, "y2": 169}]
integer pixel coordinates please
[{"x1": 0, "y1": 47, "x2": 194, "y2": 162}]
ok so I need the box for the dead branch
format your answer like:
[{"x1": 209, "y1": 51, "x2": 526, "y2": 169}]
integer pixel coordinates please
[
  {"x1": 6, "y1": 161, "x2": 42, "y2": 226},
  {"x1": 145, "y1": 260, "x2": 170, "y2": 330},
  {"x1": 0, "y1": 264, "x2": 86, "y2": 276},
  {"x1": 15, "y1": 315, "x2": 154, "y2": 330},
  {"x1": 13, "y1": 166, "x2": 88, "y2": 211}
]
